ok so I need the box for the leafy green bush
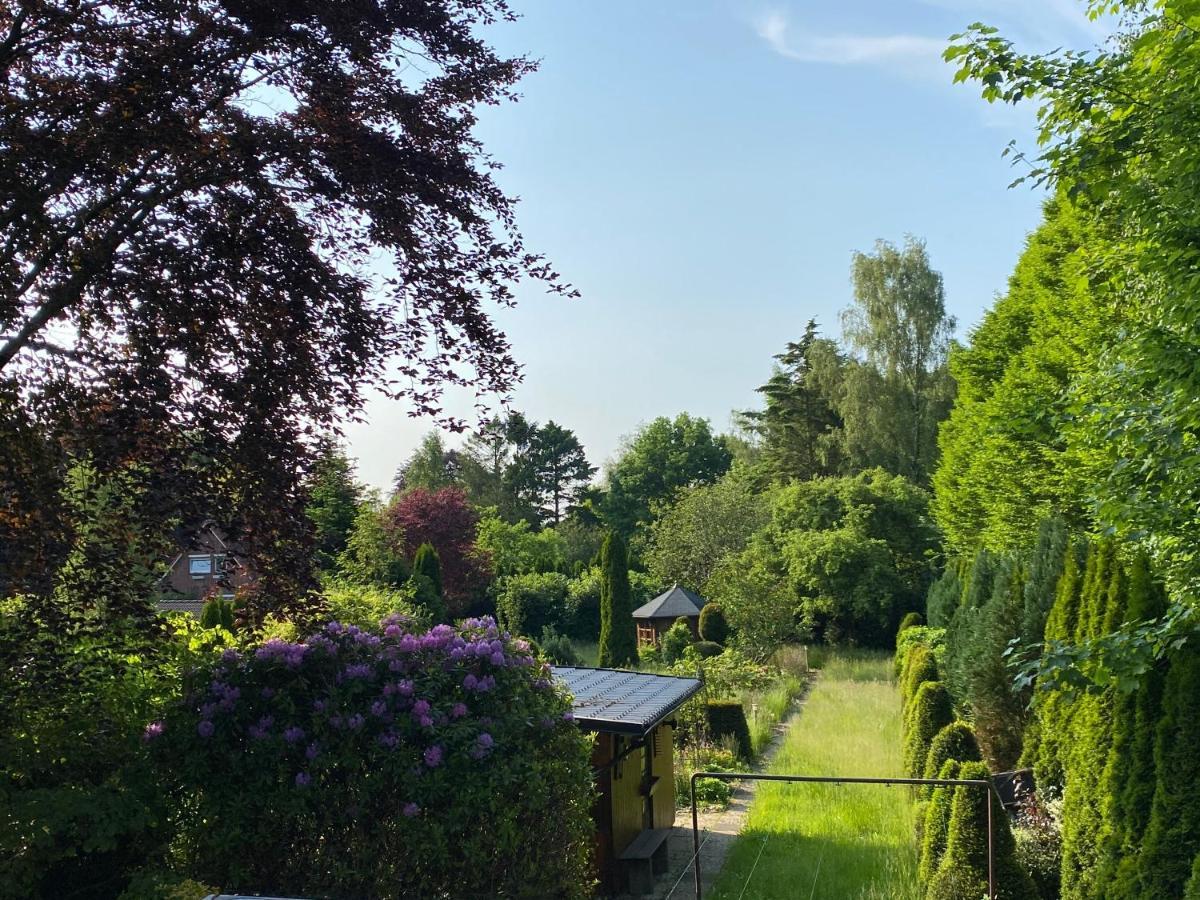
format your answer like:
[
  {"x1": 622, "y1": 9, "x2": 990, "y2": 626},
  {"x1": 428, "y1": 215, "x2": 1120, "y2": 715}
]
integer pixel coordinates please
[
  {"x1": 156, "y1": 616, "x2": 594, "y2": 898},
  {"x1": 927, "y1": 761, "x2": 1037, "y2": 900},
  {"x1": 705, "y1": 700, "x2": 752, "y2": 761},
  {"x1": 676, "y1": 745, "x2": 739, "y2": 808},
  {"x1": 495, "y1": 571, "x2": 570, "y2": 640},
  {"x1": 117, "y1": 870, "x2": 216, "y2": 900},
  {"x1": 672, "y1": 645, "x2": 772, "y2": 696},
  {"x1": 894, "y1": 624, "x2": 944, "y2": 679},
  {"x1": 694, "y1": 640, "x2": 724, "y2": 658},
  {"x1": 661, "y1": 616, "x2": 693, "y2": 664},
  {"x1": 903, "y1": 681, "x2": 954, "y2": 778},
  {"x1": 1012, "y1": 810, "x2": 1062, "y2": 900},
  {"x1": 322, "y1": 579, "x2": 423, "y2": 631},
  {"x1": 539, "y1": 625, "x2": 580, "y2": 666},
  {"x1": 699, "y1": 603, "x2": 730, "y2": 644}
]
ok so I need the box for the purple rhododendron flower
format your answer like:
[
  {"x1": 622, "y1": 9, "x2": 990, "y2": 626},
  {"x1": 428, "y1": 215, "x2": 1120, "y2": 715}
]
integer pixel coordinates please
[
  {"x1": 284, "y1": 726, "x2": 305, "y2": 744},
  {"x1": 489, "y1": 651, "x2": 505, "y2": 667},
  {"x1": 403, "y1": 802, "x2": 420, "y2": 818},
  {"x1": 306, "y1": 742, "x2": 320, "y2": 761},
  {"x1": 313, "y1": 699, "x2": 326, "y2": 713},
  {"x1": 371, "y1": 701, "x2": 388, "y2": 718},
  {"x1": 343, "y1": 663, "x2": 372, "y2": 680},
  {"x1": 142, "y1": 720, "x2": 164, "y2": 742},
  {"x1": 419, "y1": 715, "x2": 434, "y2": 728},
  {"x1": 423, "y1": 745, "x2": 443, "y2": 767},
  {"x1": 379, "y1": 732, "x2": 400, "y2": 750},
  {"x1": 200, "y1": 702, "x2": 217, "y2": 718},
  {"x1": 384, "y1": 624, "x2": 401, "y2": 638},
  {"x1": 562, "y1": 711, "x2": 575, "y2": 722},
  {"x1": 463, "y1": 674, "x2": 478, "y2": 690},
  {"x1": 412, "y1": 699, "x2": 431, "y2": 715},
  {"x1": 451, "y1": 702, "x2": 468, "y2": 719},
  {"x1": 295, "y1": 772, "x2": 311, "y2": 787},
  {"x1": 221, "y1": 648, "x2": 240, "y2": 662},
  {"x1": 348, "y1": 714, "x2": 365, "y2": 730},
  {"x1": 197, "y1": 720, "x2": 215, "y2": 738}
]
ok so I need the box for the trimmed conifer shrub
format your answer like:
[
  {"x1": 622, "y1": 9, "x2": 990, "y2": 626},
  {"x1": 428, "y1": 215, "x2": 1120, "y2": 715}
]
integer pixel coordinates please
[
  {"x1": 897, "y1": 611, "x2": 924, "y2": 640},
  {"x1": 904, "y1": 681, "x2": 954, "y2": 778},
  {"x1": 698, "y1": 603, "x2": 729, "y2": 645},
  {"x1": 408, "y1": 542, "x2": 447, "y2": 622},
  {"x1": 922, "y1": 721, "x2": 982, "y2": 798},
  {"x1": 693, "y1": 640, "x2": 723, "y2": 658},
  {"x1": 901, "y1": 644, "x2": 939, "y2": 711},
  {"x1": 199, "y1": 597, "x2": 235, "y2": 630},
  {"x1": 1135, "y1": 648, "x2": 1200, "y2": 898},
  {"x1": 927, "y1": 761, "x2": 1037, "y2": 900},
  {"x1": 919, "y1": 759, "x2": 962, "y2": 887},
  {"x1": 597, "y1": 531, "x2": 638, "y2": 668},
  {"x1": 705, "y1": 700, "x2": 752, "y2": 761}
]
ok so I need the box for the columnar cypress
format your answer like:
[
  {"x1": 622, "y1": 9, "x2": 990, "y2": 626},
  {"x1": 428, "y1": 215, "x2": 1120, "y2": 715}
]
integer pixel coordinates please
[
  {"x1": 927, "y1": 760, "x2": 1037, "y2": 900},
  {"x1": 1059, "y1": 544, "x2": 1125, "y2": 900},
  {"x1": 901, "y1": 643, "x2": 938, "y2": 710},
  {"x1": 408, "y1": 541, "x2": 448, "y2": 622},
  {"x1": 1030, "y1": 543, "x2": 1084, "y2": 794},
  {"x1": 922, "y1": 722, "x2": 982, "y2": 797},
  {"x1": 1020, "y1": 517, "x2": 1068, "y2": 649},
  {"x1": 597, "y1": 531, "x2": 637, "y2": 668},
  {"x1": 1134, "y1": 647, "x2": 1200, "y2": 898},
  {"x1": 1105, "y1": 553, "x2": 1168, "y2": 897}
]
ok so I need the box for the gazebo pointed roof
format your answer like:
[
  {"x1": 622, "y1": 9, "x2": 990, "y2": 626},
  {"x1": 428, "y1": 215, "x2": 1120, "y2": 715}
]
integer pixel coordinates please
[{"x1": 631, "y1": 583, "x2": 707, "y2": 620}]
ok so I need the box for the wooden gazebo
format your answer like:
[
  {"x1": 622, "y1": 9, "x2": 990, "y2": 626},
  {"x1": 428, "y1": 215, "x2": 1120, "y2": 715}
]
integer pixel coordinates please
[{"x1": 630, "y1": 584, "x2": 707, "y2": 647}]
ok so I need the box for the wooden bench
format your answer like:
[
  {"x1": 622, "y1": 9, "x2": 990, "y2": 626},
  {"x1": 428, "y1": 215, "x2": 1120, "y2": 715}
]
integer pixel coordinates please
[{"x1": 619, "y1": 827, "x2": 672, "y2": 895}]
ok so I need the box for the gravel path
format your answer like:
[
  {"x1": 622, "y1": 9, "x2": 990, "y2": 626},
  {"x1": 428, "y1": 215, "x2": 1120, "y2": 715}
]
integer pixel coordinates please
[{"x1": 614, "y1": 676, "x2": 815, "y2": 900}]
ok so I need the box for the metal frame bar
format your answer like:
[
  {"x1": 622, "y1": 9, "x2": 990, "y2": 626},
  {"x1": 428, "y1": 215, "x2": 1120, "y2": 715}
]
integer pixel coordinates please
[{"x1": 688, "y1": 772, "x2": 998, "y2": 900}]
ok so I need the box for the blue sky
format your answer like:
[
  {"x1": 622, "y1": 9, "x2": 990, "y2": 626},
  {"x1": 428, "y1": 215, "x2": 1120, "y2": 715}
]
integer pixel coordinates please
[{"x1": 345, "y1": 0, "x2": 1110, "y2": 492}]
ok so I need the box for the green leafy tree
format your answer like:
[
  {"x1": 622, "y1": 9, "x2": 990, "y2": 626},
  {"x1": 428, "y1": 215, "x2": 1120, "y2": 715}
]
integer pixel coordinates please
[
  {"x1": 305, "y1": 442, "x2": 364, "y2": 573},
  {"x1": 603, "y1": 413, "x2": 733, "y2": 537},
  {"x1": 839, "y1": 237, "x2": 956, "y2": 486},
  {"x1": 644, "y1": 472, "x2": 767, "y2": 593},
  {"x1": 597, "y1": 531, "x2": 637, "y2": 668},
  {"x1": 393, "y1": 432, "x2": 461, "y2": 495},
  {"x1": 474, "y1": 509, "x2": 565, "y2": 577},
  {"x1": 336, "y1": 496, "x2": 408, "y2": 589},
  {"x1": 496, "y1": 572, "x2": 570, "y2": 640}
]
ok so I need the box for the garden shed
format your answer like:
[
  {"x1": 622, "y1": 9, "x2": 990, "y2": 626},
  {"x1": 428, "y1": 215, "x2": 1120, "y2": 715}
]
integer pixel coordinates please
[
  {"x1": 553, "y1": 666, "x2": 702, "y2": 896},
  {"x1": 631, "y1": 584, "x2": 707, "y2": 647}
]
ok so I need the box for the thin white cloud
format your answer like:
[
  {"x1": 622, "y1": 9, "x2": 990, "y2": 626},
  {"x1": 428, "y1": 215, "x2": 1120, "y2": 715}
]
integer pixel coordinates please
[
  {"x1": 754, "y1": 9, "x2": 947, "y2": 69},
  {"x1": 916, "y1": 0, "x2": 1110, "y2": 48}
]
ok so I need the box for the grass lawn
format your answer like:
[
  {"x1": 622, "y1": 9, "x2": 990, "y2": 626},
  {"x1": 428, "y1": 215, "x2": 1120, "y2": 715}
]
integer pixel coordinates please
[{"x1": 708, "y1": 651, "x2": 920, "y2": 900}]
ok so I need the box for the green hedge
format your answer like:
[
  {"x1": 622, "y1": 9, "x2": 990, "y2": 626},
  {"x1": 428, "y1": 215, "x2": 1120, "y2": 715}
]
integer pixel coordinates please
[
  {"x1": 706, "y1": 700, "x2": 752, "y2": 761},
  {"x1": 919, "y1": 759, "x2": 962, "y2": 886},
  {"x1": 903, "y1": 681, "x2": 954, "y2": 778},
  {"x1": 921, "y1": 721, "x2": 982, "y2": 798}
]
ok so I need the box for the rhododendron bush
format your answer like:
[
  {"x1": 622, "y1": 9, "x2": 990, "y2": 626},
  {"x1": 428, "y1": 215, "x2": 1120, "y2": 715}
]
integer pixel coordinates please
[{"x1": 153, "y1": 616, "x2": 594, "y2": 898}]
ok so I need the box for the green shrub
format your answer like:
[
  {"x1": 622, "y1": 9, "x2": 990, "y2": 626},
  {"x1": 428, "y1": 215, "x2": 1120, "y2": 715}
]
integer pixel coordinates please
[
  {"x1": 901, "y1": 643, "x2": 939, "y2": 710},
  {"x1": 922, "y1": 721, "x2": 982, "y2": 798},
  {"x1": 1185, "y1": 853, "x2": 1200, "y2": 900},
  {"x1": 408, "y1": 542, "x2": 447, "y2": 622},
  {"x1": 927, "y1": 761, "x2": 1037, "y2": 900},
  {"x1": 694, "y1": 640, "x2": 724, "y2": 658},
  {"x1": 903, "y1": 681, "x2": 954, "y2": 778},
  {"x1": 699, "y1": 603, "x2": 730, "y2": 644},
  {"x1": 897, "y1": 611, "x2": 924, "y2": 641},
  {"x1": 495, "y1": 571, "x2": 570, "y2": 640},
  {"x1": 919, "y1": 759, "x2": 962, "y2": 887},
  {"x1": 676, "y1": 745, "x2": 739, "y2": 808},
  {"x1": 661, "y1": 616, "x2": 693, "y2": 664},
  {"x1": 705, "y1": 700, "x2": 752, "y2": 761},
  {"x1": 322, "y1": 579, "x2": 424, "y2": 631},
  {"x1": 157, "y1": 616, "x2": 595, "y2": 898},
  {"x1": 1013, "y1": 814, "x2": 1062, "y2": 900},
  {"x1": 539, "y1": 625, "x2": 580, "y2": 666},
  {"x1": 199, "y1": 596, "x2": 234, "y2": 630},
  {"x1": 117, "y1": 870, "x2": 217, "y2": 900},
  {"x1": 894, "y1": 624, "x2": 945, "y2": 678}
]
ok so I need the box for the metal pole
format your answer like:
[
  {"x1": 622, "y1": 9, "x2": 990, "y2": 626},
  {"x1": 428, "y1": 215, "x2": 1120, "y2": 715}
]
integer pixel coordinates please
[
  {"x1": 987, "y1": 787, "x2": 995, "y2": 900},
  {"x1": 691, "y1": 774, "x2": 702, "y2": 900}
]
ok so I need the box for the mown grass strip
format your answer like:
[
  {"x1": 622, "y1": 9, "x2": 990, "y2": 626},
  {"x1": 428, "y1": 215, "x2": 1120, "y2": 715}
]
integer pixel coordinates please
[{"x1": 708, "y1": 652, "x2": 919, "y2": 900}]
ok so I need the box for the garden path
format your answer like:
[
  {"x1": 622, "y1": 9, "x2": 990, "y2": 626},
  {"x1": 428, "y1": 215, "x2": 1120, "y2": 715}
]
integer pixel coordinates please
[{"x1": 614, "y1": 676, "x2": 815, "y2": 900}]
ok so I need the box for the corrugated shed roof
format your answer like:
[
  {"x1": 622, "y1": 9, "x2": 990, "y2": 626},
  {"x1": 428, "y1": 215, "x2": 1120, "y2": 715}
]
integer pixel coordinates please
[
  {"x1": 552, "y1": 666, "x2": 702, "y2": 735},
  {"x1": 631, "y1": 584, "x2": 707, "y2": 620}
]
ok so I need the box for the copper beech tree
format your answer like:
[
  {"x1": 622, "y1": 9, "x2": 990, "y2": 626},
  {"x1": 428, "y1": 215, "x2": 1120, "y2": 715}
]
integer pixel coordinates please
[{"x1": 0, "y1": 0, "x2": 570, "y2": 613}]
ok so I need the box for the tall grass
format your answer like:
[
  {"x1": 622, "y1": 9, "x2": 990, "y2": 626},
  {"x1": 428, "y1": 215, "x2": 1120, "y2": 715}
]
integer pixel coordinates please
[
  {"x1": 708, "y1": 652, "x2": 920, "y2": 900},
  {"x1": 744, "y1": 675, "x2": 804, "y2": 757}
]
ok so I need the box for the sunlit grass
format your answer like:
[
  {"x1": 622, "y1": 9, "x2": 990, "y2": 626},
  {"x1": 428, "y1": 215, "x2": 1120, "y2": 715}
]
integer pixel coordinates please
[{"x1": 708, "y1": 652, "x2": 920, "y2": 900}]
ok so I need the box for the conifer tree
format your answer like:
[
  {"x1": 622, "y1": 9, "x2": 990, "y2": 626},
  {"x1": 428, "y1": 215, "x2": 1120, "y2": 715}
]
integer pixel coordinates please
[
  {"x1": 904, "y1": 681, "x2": 955, "y2": 778},
  {"x1": 919, "y1": 759, "x2": 962, "y2": 887},
  {"x1": 408, "y1": 542, "x2": 447, "y2": 623},
  {"x1": 922, "y1": 722, "x2": 982, "y2": 797},
  {"x1": 597, "y1": 531, "x2": 638, "y2": 668},
  {"x1": 1020, "y1": 518, "x2": 1069, "y2": 649},
  {"x1": 1135, "y1": 648, "x2": 1200, "y2": 898},
  {"x1": 928, "y1": 761, "x2": 1037, "y2": 900}
]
